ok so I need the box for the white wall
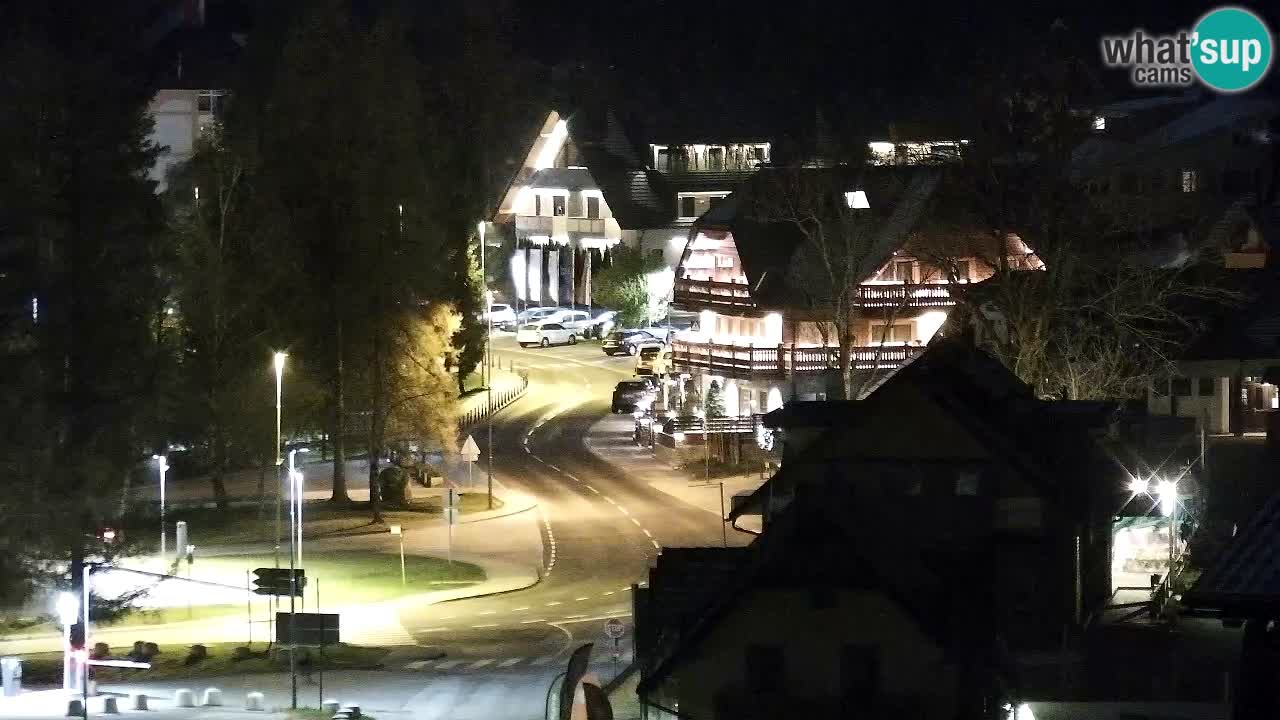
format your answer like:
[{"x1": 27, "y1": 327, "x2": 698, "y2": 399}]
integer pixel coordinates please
[
  {"x1": 1147, "y1": 376, "x2": 1229, "y2": 433},
  {"x1": 148, "y1": 90, "x2": 199, "y2": 189}
]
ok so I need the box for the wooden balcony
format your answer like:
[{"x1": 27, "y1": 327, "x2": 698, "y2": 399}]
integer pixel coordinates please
[
  {"x1": 673, "y1": 278, "x2": 957, "y2": 312},
  {"x1": 670, "y1": 340, "x2": 926, "y2": 379},
  {"x1": 673, "y1": 278, "x2": 756, "y2": 310}
]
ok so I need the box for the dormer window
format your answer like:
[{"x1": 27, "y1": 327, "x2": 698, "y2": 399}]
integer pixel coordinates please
[{"x1": 677, "y1": 191, "x2": 731, "y2": 220}]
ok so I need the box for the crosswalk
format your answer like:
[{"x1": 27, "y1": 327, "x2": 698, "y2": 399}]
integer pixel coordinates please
[{"x1": 402, "y1": 654, "x2": 564, "y2": 672}]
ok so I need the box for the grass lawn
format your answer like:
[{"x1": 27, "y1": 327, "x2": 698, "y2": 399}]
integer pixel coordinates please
[
  {"x1": 16, "y1": 641, "x2": 388, "y2": 685},
  {"x1": 0, "y1": 605, "x2": 242, "y2": 639},
  {"x1": 191, "y1": 550, "x2": 484, "y2": 606}
]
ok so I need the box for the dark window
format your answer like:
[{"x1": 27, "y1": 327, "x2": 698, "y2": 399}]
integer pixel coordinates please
[
  {"x1": 1223, "y1": 170, "x2": 1251, "y2": 194},
  {"x1": 955, "y1": 471, "x2": 980, "y2": 496},
  {"x1": 1150, "y1": 172, "x2": 1165, "y2": 191},
  {"x1": 535, "y1": 195, "x2": 542, "y2": 216},
  {"x1": 552, "y1": 195, "x2": 566, "y2": 216},
  {"x1": 680, "y1": 196, "x2": 697, "y2": 218},
  {"x1": 587, "y1": 196, "x2": 600, "y2": 219},
  {"x1": 1119, "y1": 173, "x2": 1138, "y2": 194},
  {"x1": 744, "y1": 645, "x2": 784, "y2": 692},
  {"x1": 708, "y1": 147, "x2": 724, "y2": 171},
  {"x1": 954, "y1": 259, "x2": 971, "y2": 281},
  {"x1": 1198, "y1": 377, "x2": 1215, "y2": 396},
  {"x1": 841, "y1": 645, "x2": 878, "y2": 700},
  {"x1": 709, "y1": 195, "x2": 724, "y2": 210},
  {"x1": 1171, "y1": 376, "x2": 1192, "y2": 396}
]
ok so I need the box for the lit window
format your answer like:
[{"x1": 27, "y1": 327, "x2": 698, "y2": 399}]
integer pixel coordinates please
[
  {"x1": 552, "y1": 195, "x2": 566, "y2": 216},
  {"x1": 1181, "y1": 170, "x2": 1200, "y2": 193},
  {"x1": 845, "y1": 190, "x2": 870, "y2": 209},
  {"x1": 1093, "y1": 116, "x2": 1106, "y2": 131}
]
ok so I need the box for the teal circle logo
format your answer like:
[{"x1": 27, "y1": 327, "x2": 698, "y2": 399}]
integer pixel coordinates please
[{"x1": 1192, "y1": 7, "x2": 1273, "y2": 92}]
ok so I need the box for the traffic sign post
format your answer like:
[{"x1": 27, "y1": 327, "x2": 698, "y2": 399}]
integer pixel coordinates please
[
  {"x1": 443, "y1": 490, "x2": 459, "y2": 566},
  {"x1": 604, "y1": 619, "x2": 625, "y2": 680},
  {"x1": 389, "y1": 525, "x2": 405, "y2": 586},
  {"x1": 460, "y1": 434, "x2": 482, "y2": 503},
  {"x1": 252, "y1": 568, "x2": 307, "y2": 597}
]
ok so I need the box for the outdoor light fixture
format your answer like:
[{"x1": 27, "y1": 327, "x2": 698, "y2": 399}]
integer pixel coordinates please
[
  {"x1": 1156, "y1": 479, "x2": 1177, "y2": 517},
  {"x1": 152, "y1": 454, "x2": 169, "y2": 562},
  {"x1": 55, "y1": 592, "x2": 78, "y2": 690},
  {"x1": 1127, "y1": 477, "x2": 1150, "y2": 495}
]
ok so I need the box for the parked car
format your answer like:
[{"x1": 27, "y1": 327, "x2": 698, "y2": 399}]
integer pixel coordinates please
[
  {"x1": 602, "y1": 329, "x2": 666, "y2": 356},
  {"x1": 485, "y1": 303, "x2": 516, "y2": 326},
  {"x1": 611, "y1": 379, "x2": 657, "y2": 414},
  {"x1": 544, "y1": 309, "x2": 592, "y2": 330},
  {"x1": 587, "y1": 310, "x2": 618, "y2": 339},
  {"x1": 635, "y1": 345, "x2": 672, "y2": 376},
  {"x1": 503, "y1": 306, "x2": 561, "y2": 331},
  {"x1": 516, "y1": 321, "x2": 579, "y2": 347}
]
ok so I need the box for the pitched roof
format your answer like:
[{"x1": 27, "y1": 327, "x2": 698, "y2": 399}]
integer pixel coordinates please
[
  {"x1": 1184, "y1": 488, "x2": 1280, "y2": 615},
  {"x1": 1181, "y1": 271, "x2": 1280, "y2": 367}
]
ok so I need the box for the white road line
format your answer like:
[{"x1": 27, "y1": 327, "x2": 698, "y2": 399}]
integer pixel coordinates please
[
  {"x1": 497, "y1": 658, "x2": 522, "y2": 668},
  {"x1": 471, "y1": 623, "x2": 498, "y2": 629},
  {"x1": 631, "y1": 518, "x2": 642, "y2": 527},
  {"x1": 546, "y1": 601, "x2": 562, "y2": 606},
  {"x1": 439, "y1": 615, "x2": 456, "y2": 619},
  {"x1": 467, "y1": 659, "x2": 495, "y2": 669},
  {"x1": 642, "y1": 529, "x2": 652, "y2": 537},
  {"x1": 602, "y1": 591, "x2": 615, "y2": 596},
  {"x1": 513, "y1": 606, "x2": 530, "y2": 611},
  {"x1": 562, "y1": 614, "x2": 588, "y2": 619},
  {"x1": 651, "y1": 540, "x2": 661, "y2": 549},
  {"x1": 575, "y1": 596, "x2": 589, "y2": 601},
  {"x1": 519, "y1": 618, "x2": 546, "y2": 624},
  {"x1": 418, "y1": 627, "x2": 449, "y2": 633},
  {"x1": 619, "y1": 506, "x2": 630, "y2": 515},
  {"x1": 435, "y1": 660, "x2": 463, "y2": 670},
  {"x1": 586, "y1": 486, "x2": 600, "y2": 494},
  {"x1": 404, "y1": 660, "x2": 431, "y2": 670},
  {"x1": 546, "y1": 464, "x2": 560, "y2": 472},
  {"x1": 478, "y1": 610, "x2": 497, "y2": 616},
  {"x1": 604, "y1": 497, "x2": 617, "y2": 505}
]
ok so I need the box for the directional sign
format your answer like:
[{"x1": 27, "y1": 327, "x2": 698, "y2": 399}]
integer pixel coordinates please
[
  {"x1": 460, "y1": 435, "x2": 481, "y2": 462},
  {"x1": 253, "y1": 567, "x2": 307, "y2": 597},
  {"x1": 603, "y1": 618, "x2": 625, "y2": 640},
  {"x1": 276, "y1": 612, "x2": 340, "y2": 647}
]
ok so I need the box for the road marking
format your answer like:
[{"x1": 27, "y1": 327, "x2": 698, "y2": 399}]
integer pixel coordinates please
[
  {"x1": 619, "y1": 506, "x2": 630, "y2": 515},
  {"x1": 532, "y1": 655, "x2": 558, "y2": 665},
  {"x1": 519, "y1": 618, "x2": 546, "y2": 624},
  {"x1": 651, "y1": 540, "x2": 661, "y2": 549},
  {"x1": 546, "y1": 464, "x2": 560, "y2": 472},
  {"x1": 471, "y1": 623, "x2": 498, "y2": 629},
  {"x1": 467, "y1": 659, "x2": 495, "y2": 669},
  {"x1": 575, "y1": 596, "x2": 589, "y2": 601},
  {"x1": 497, "y1": 658, "x2": 522, "y2": 668},
  {"x1": 643, "y1": 529, "x2": 652, "y2": 537},
  {"x1": 604, "y1": 497, "x2": 617, "y2": 506},
  {"x1": 546, "y1": 601, "x2": 562, "y2": 606},
  {"x1": 478, "y1": 610, "x2": 497, "y2": 616},
  {"x1": 602, "y1": 591, "x2": 615, "y2": 596},
  {"x1": 435, "y1": 660, "x2": 464, "y2": 670},
  {"x1": 631, "y1": 518, "x2": 642, "y2": 527},
  {"x1": 562, "y1": 614, "x2": 588, "y2": 619},
  {"x1": 404, "y1": 660, "x2": 431, "y2": 670},
  {"x1": 586, "y1": 486, "x2": 600, "y2": 494},
  {"x1": 513, "y1": 606, "x2": 530, "y2": 611},
  {"x1": 418, "y1": 627, "x2": 449, "y2": 633},
  {"x1": 439, "y1": 615, "x2": 456, "y2": 619}
]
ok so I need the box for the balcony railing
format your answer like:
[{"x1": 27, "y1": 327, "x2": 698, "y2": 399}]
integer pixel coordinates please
[
  {"x1": 670, "y1": 340, "x2": 926, "y2": 378},
  {"x1": 673, "y1": 278, "x2": 957, "y2": 311},
  {"x1": 514, "y1": 215, "x2": 607, "y2": 236},
  {"x1": 673, "y1": 278, "x2": 755, "y2": 310}
]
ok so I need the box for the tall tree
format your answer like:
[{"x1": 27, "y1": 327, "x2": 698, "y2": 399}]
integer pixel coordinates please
[{"x1": 0, "y1": 1, "x2": 165, "y2": 602}]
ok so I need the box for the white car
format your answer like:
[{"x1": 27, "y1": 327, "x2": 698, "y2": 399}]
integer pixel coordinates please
[
  {"x1": 516, "y1": 321, "x2": 579, "y2": 348},
  {"x1": 544, "y1": 309, "x2": 592, "y2": 330},
  {"x1": 635, "y1": 345, "x2": 672, "y2": 376},
  {"x1": 485, "y1": 303, "x2": 516, "y2": 325}
]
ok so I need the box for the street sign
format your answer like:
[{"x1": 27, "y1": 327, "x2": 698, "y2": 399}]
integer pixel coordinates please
[
  {"x1": 603, "y1": 618, "x2": 625, "y2": 640},
  {"x1": 253, "y1": 568, "x2": 307, "y2": 596},
  {"x1": 444, "y1": 488, "x2": 459, "y2": 509},
  {"x1": 275, "y1": 612, "x2": 340, "y2": 647},
  {"x1": 460, "y1": 435, "x2": 481, "y2": 462},
  {"x1": 389, "y1": 524, "x2": 402, "y2": 536}
]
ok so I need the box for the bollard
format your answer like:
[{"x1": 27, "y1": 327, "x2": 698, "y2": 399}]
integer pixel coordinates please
[
  {"x1": 173, "y1": 688, "x2": 195, "y2": 708},
  {"x1": 102, "y1": 696, "x2": 119, "y2": 714},
  {"x1": 131, "y1": 693, "x2": 149, "y2": 711},
  {"x1": 245, "y1": 691, "x2": 265, "y2": 711},
  {"x1": 322, "y1": 699, "x2": 341, "y2": 715},
  {"x1": 66, "y1": 699, "x2": 84, "y2": 717},
  {"x1": 202, "y1": 687, "x2": 223, "y2": 706}
]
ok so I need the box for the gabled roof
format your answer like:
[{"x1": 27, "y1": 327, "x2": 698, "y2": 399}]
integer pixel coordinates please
[
  {"x1": 1184, "y1": 487, "x2": 1280, "y2": 616},
  {"x1": 1181, "y1": 270, "x2": 1280, "y2": 367},
  {"x1": 686, "y1": 166, "x2": 942, "y2": 309}
]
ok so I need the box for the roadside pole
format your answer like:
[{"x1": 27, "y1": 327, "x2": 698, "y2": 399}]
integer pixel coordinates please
[{"x1": 480, "y1": 220, "x2": 495, "y2": 511}]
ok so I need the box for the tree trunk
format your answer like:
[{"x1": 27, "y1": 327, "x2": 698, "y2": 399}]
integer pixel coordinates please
[
  {"x1": 210, "y1": 424, "x2": 228, "y2": 511},
  {"x1": 367, "y1": 330, "x2": 384, "y2": 523},
  {"x1": 331, "y1": 318, "x2": 350, "y2": 503}
]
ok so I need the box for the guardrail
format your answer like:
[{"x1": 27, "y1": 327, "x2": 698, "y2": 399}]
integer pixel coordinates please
[
  {"x1": 460, "y1": 374, "x2": 530, "y2": 428},
  {"x1": 670, "y1": 340, "x2": 926, "y2": 378}
]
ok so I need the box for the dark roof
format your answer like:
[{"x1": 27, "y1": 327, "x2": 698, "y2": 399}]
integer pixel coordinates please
[
  {"x1": 639, "y1": 475, "x2": 990, "y2": 698},
  {"x1": 1184, "y1": 488, "x2": 1280, "y2": 616},
  {"x1": 689, "y1": 166, "x2": 942, "y2": 308},
  {"x1": 1182, "y1": 271, "x2": 1280, "y2": 365},
  {"x1": 529, "y1": 167, "x2": 597, "y2": 191}
]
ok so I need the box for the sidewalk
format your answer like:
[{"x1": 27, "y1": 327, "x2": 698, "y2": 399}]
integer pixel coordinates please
[
  {"x1": 0, "y1": 689, "x2": 295, "y2": 720},
  {"x1": 583, "y1": 415, "x2": 764, "y2": 530}
]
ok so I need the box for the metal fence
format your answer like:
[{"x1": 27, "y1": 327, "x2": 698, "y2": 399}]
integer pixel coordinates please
[{"x1": 460, "y1": 374, "x2": 530, "y2": 429}]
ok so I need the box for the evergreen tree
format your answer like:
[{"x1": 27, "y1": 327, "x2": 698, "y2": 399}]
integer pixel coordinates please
[{"x1": 705, "y1": 380, "x2": 727, "y2": 418}]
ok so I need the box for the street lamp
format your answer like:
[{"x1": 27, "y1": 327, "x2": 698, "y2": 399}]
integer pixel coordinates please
[
  {"x1": 55, "y1": 592, "x2": 77, "y2": 690},
  {"x1": 1127, "y1": 477, "x2": 1149, "y2": 496},
  {"x1": 1157, "y1": 479, "x2": 1178, "y2": 575},
  {"x1": 694, "y1": 408, "x2": 709, "y2": 482},
  {"x1": 480, "y1": 220, "x2": 495, "y2": 511},
  {"x1": 152, "y1": 454, "x2": 168, "y2": 564},
  {"x1": 288, "y1": 448, "x2": 308, "y2": 566},
  {"x1": 273, "y1": 351, "x2": 286, "y2": 569}
]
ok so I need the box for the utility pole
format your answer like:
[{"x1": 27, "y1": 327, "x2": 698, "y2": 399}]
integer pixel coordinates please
[{"x1": 480, "y1": 221, "x2": 495, "y2": 510}]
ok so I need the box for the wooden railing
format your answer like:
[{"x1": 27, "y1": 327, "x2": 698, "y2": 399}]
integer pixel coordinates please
[
  {"x1": 673, "y1": 278, "x2": 958, "y2": 311},
  {"x1": 670, "y1": 340, "x2": 926, "y2": 378},
  {"x1": 673, "y1": 278, "x2": 756, "y2": 310}
]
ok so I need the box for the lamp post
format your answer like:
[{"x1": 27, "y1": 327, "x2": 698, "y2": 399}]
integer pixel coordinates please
[
  {"x1": 56, "y1": 592, "x2": 77, "y2": 691},
  {"x1": 694, "y1": 408, "x2": 709, "y2": 482},
  {"x1": 289, "y1": 448, "x2": 308, "y2": 566},
  {"x1": 273, "y1": 352, "x2": 286, "y2": 570},
  {"x1": 480, "y1": 221, "x2": 495, "y2": 511},
  {"x1": 1157, "y1": 479, "x2": 1178, "y2": 576},
  {"x1": 152, "y1": 454, "x2": 168, "y2": 565}
]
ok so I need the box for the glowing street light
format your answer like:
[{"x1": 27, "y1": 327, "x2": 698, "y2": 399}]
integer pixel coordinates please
[
  {"x1": 288, "y1": 448, "x2": 309, "y2": 566},
  {"x1": 1127, "y1": 477, "x2": 1149, "y2": 496},
  {"x1": 55, "y1": 592, "x2": 77, "y2": 690},
  {"x1": 1156, "y1": 479, "x2": 1177, "y2": 517},
  {"x1": 152, "y1": 454, "x2": 169, "y2": 563},
  {"x1": 272, "y1": 351, "x2": 286, "y2": 569}
]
